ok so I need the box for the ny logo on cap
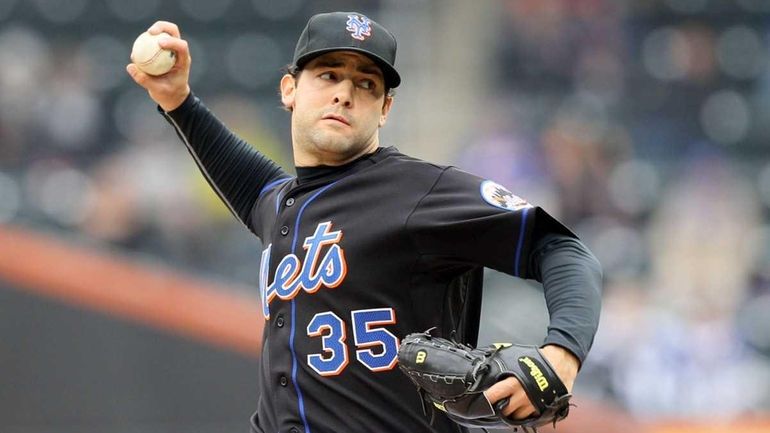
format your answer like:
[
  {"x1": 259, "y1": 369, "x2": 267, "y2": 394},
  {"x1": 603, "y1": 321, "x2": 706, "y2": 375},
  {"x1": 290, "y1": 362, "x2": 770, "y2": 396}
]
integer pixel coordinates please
[{"x1": 346, "y1": 14, "x2": 372, "y2": 41}]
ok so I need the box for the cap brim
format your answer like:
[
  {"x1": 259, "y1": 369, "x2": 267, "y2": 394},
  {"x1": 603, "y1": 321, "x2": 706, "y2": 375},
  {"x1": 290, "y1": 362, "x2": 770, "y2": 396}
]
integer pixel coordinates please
[{"x1": 294, "y1": 47, "x2": 401, "y2": 89}]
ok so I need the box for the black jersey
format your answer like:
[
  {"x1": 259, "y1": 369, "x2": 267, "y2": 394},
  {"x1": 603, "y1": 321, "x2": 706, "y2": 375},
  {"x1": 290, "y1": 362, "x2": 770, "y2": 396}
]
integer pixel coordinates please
[{"x1": 161, "y1": 94, "x2": 599, "y2": 433}]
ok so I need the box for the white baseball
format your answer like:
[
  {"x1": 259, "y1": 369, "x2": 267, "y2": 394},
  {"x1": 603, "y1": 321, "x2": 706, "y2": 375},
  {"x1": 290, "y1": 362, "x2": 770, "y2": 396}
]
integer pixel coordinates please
[{"x1": 130, "y1": 31, "x2": 176, "y2": 76}]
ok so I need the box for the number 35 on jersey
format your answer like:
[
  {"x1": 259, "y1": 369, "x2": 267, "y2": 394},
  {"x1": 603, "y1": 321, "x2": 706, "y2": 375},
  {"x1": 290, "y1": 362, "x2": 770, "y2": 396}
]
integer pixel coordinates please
[{"x1": 307, "y1": 308, "x2": 399, "y2": 376}]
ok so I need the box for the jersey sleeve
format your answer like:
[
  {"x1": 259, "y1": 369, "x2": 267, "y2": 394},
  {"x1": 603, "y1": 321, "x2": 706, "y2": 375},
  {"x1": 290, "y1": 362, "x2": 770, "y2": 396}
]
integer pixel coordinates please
[
  {"x1": 408, "y1": 167, "x2": 602, "y2": 363},
  {"x1": 529, "y1": 233, "x2": 602, "y2": 363},
  {"x1": 407, "y1": 166, "x2": 574, "y2": 279},
  {"x1": 159, "y1": 93, "x2": 290, "y2": 233}
]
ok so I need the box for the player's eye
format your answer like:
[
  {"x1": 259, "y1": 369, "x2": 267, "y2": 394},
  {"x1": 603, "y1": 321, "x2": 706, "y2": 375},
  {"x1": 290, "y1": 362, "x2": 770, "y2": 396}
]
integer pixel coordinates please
[
  {"x1": 319, "y1": 72, "x2": 336, "y2": 81},
  {"x1": 359, "y1": 79, "x2": 375, "y2": 90}
]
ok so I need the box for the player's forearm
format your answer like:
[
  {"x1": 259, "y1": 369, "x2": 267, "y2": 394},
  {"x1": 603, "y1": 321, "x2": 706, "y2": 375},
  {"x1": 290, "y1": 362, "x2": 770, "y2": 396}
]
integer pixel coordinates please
[
  {"x1": 159, "y1": 92, "x2": 288, "y2": 229},
  {"x1": 529, "y1": 233, "x2": 603, "y2": 364}
]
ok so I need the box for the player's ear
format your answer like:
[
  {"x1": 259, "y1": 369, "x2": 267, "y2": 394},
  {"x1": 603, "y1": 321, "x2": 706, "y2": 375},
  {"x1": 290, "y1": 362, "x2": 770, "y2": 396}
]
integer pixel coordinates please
[
  {"x1": 280, "y1": 74, "x2": 297, "y2": 110},
  {"x1": 379, "y1": 95, "x2": 393, "y2": 127}
]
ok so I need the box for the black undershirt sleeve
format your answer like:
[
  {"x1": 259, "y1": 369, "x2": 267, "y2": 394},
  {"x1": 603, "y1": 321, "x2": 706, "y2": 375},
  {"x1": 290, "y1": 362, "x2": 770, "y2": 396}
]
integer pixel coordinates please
[
  {"x1": 528, "y1": 232, "x2": 603, "y2": 365},
  {"x1": 158, "y1": 93, "x2": 289, "y2": 232}
]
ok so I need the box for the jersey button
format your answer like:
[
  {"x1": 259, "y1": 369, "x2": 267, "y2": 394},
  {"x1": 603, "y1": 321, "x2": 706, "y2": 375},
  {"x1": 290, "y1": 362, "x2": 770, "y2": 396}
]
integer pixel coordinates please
[
  {"x1": 280, "y1": 226, "x2": 289, "y2": 236},
  {"x1": 285, "y1": 197, "x2": 295, "y2": 207},
  {"x1": 275, "y1": 315, "x2": 284, "y2": 328},
  {"x1": 279, "y1": 375, "x2": 288, "y2": 387}
]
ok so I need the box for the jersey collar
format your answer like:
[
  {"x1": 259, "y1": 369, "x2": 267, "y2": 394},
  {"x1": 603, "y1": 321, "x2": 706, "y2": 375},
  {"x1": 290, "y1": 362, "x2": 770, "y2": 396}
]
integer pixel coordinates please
[{"x1": 295, "y1": 146, "x2": 397, "y2": 185}]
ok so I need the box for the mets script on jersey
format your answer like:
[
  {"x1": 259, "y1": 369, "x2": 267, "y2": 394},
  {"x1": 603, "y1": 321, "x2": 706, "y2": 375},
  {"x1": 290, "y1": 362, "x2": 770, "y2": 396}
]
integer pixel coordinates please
[{"x1": 259, "y1": 221, "x2": 347, "y2": 320}]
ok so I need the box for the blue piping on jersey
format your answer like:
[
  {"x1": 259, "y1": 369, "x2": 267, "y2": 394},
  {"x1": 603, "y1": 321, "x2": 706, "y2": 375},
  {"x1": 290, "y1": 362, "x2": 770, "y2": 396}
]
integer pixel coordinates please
[
  {"x1": 514, "y1": 207, "x2": 530, "y2": 277},
  {"x1": 291, "y1": 182, "x2": 338, "y2": 252},
  {"x1": 289, "y1": 299, "x2": 310, "y2": 433},
  {"x1": 259, "y1": 177, "x2": 292, "y2": 200},
  {"x1": 274, "y1": 179, "x2": 295, "y2": 215},
  {"x1": 288, "y1": 180, "x2": 338, "y2": 433},
  {"x1": 261, "y1": 177, "x2": 293, "y2": 321}
]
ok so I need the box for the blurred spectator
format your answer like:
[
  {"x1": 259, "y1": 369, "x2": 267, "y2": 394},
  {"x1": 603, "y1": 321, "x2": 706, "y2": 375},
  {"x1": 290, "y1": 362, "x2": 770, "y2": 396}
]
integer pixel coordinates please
[{"x1": 586, "y1": 151, "x2": 770, "y2": 419}]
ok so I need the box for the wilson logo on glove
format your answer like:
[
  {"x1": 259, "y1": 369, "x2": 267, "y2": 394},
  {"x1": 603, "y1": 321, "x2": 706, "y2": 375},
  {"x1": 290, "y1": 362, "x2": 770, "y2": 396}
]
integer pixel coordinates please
[
  {"x1": 397, "y1": 330, "x2": 572, "y2": 432},
  {"x1": 519, "y1": 356, "x2": 550, "y2": 391}
]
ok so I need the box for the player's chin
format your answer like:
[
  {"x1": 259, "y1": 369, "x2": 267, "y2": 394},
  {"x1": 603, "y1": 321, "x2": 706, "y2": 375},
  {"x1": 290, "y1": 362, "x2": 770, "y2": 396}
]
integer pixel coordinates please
[
  {"x1": 309, "y1": 132, "x2": 351, "y2": 150},
  {"x1": 320, "y1": 128, "x2": 362, "y2": 146}
]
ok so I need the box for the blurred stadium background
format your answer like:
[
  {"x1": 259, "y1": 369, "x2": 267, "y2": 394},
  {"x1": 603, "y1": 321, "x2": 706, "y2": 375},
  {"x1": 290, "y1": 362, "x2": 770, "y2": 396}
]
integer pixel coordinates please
[{"x1": 1, "y1": 0, "x2": 769, "y2": 432}]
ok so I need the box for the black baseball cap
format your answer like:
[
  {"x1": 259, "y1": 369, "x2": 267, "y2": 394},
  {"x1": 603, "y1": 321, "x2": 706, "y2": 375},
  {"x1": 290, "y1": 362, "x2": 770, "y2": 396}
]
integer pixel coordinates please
[{"x1": 291, "y1": 11, "x2": 401, "y2": 89}]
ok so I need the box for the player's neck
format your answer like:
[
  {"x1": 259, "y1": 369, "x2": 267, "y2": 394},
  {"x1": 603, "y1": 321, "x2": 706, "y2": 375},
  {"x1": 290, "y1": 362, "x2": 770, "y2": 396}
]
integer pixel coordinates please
[
  {"x1": 295, "y1": 147, "x2": 385, "y2": 184},
  {"x1": 294, "y1": 142, "x2": 379, "y2": 168}
]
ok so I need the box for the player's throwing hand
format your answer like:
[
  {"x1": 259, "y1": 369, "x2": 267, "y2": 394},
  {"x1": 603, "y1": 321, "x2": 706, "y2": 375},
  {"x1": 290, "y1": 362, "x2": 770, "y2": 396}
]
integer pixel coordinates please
[{"x1": 126, "y1": 21, "x2": 191, "y2": 112}]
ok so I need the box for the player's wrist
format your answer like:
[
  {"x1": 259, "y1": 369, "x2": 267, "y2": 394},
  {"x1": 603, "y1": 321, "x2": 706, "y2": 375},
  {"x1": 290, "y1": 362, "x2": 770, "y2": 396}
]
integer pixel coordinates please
[
  {"x1": 541, "y1": 345, "x2": 579, "y2": 391},
  {"x1": 158, "y1": 85, "x2": 191, "y2": 112}
]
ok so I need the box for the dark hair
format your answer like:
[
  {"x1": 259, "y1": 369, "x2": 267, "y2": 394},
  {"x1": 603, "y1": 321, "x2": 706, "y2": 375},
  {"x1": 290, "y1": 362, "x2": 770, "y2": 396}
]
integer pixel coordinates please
[{"x1": 285, "y1": 64, "x2": 300, "y2": 77}]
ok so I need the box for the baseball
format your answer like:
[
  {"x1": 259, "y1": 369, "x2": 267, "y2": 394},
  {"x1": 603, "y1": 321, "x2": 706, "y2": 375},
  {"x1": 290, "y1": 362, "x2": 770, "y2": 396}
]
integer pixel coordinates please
[{"x1": 130, "y1": 31, "x2": 176, "y2": 76}]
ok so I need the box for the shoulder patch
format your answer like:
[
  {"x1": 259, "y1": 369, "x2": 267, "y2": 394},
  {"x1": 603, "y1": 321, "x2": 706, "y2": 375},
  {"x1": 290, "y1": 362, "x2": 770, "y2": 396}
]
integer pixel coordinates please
[{"x1": 480, "y1": 180, "x2": 532, "y2": 211}]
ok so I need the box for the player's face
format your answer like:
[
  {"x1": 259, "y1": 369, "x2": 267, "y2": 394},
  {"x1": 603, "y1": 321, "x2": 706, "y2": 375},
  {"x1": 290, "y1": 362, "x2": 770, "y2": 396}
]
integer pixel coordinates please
[{"x1": 280, "y1": 51, "x2": 393, "y2": 166}]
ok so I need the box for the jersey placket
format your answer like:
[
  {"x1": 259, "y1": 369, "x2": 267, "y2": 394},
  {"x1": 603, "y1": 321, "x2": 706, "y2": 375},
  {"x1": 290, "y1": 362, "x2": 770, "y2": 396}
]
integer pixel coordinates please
[
  {"x1": 266, "y1": 182, "x2": 303, "y2": 433},
  {"x1": 267, "y1": 180, "x2": 339, "y2": 433}
]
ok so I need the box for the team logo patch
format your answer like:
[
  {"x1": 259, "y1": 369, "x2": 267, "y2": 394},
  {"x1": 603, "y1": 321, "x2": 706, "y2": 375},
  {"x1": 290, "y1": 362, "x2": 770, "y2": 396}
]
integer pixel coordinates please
[
  {"x1": 480, "y1": 180, "x2": 532, "y2": 211},
  {"x1": 346, "y1": 14, "x2": 372, "y2": 41}
]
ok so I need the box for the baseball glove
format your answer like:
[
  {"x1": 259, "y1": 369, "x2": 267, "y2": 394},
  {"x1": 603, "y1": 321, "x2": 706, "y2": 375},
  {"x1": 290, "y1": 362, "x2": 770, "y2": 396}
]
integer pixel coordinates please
[{"x1": 397, "y1": 331, "x2": 572, "y2": 432}]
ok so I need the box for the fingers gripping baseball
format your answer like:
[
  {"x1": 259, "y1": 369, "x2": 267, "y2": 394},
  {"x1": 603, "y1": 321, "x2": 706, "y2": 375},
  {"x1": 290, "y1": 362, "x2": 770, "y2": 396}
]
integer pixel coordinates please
[
  {"x1": 148, "y1": 21, "x2": 181, "y2": 38},
  {"x1": 126, "y1": 21, "x2": 191, "y2": 112}
]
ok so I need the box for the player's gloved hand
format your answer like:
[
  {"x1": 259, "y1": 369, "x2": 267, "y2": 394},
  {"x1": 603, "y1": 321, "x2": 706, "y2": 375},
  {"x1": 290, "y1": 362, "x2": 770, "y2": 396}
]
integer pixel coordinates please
[
  {"x1": 485, "y1": 344, "x2": 578, "y2": 420},
  {"x1": 397, "y1": 331, "x2": 573, "y2": 432},
  {"x1": 126, "y1": 21, "x2": 191, "y2": 112}
]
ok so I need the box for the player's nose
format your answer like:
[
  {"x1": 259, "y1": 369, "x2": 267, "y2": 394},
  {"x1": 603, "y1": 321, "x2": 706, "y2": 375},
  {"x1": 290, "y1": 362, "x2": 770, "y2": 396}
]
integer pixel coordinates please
[{"x1": 332, "y1": 80, "x2": 354, "y2": 108}]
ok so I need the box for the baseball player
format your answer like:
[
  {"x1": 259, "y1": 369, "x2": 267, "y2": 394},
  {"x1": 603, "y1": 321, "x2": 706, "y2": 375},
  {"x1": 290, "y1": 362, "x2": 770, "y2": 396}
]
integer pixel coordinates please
[{"x1": 127, "y1": 12, "x2": 602, "y2": 433}]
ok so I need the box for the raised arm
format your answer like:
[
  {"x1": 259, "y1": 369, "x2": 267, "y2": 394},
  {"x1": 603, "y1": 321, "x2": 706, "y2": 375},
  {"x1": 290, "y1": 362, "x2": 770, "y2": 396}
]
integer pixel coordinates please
[{"x1": 126, "y1": 21, "x2": 289, "y2": 232}]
